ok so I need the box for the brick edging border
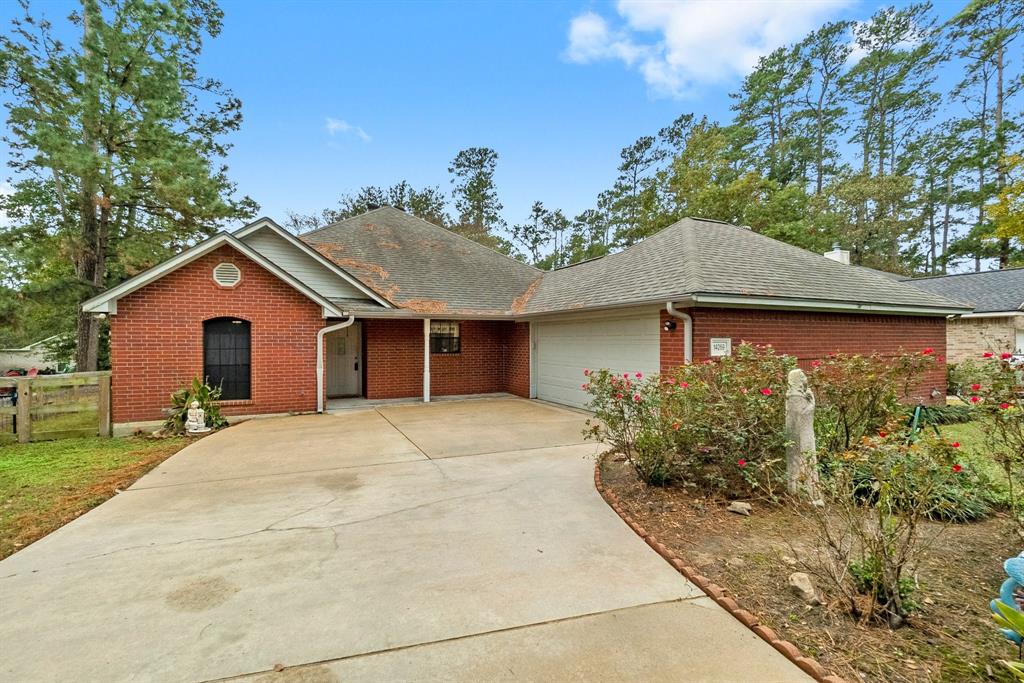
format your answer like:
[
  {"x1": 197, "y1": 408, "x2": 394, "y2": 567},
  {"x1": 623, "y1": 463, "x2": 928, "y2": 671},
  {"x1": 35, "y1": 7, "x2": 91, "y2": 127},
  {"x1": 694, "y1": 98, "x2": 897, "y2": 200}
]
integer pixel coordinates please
[{"x1": 593, "y1": 454, "x2": 847, "y2": 683}]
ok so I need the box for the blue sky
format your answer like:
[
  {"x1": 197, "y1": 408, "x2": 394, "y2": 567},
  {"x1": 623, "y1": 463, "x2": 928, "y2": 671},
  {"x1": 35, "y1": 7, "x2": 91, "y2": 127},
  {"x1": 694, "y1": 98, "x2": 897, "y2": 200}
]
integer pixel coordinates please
[{"x1": 2, "y1": 0, "x2": 966, "y2": 231}]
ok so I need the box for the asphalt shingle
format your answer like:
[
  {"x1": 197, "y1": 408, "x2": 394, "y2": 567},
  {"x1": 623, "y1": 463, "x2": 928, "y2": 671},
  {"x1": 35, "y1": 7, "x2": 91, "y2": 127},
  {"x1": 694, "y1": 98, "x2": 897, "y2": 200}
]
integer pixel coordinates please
[
  {"x1": 301, "y1": 207, "x2": 541, "y2": 314},
  {"x1": 302, "y1": 210, "x2": 969, "y2": 316},
  {"x1": 901, "y1": 268, "x2": 1024, "y2": 314},
  {"x1": 524, "y1": 217, "x2": 967, "y2": 314}
]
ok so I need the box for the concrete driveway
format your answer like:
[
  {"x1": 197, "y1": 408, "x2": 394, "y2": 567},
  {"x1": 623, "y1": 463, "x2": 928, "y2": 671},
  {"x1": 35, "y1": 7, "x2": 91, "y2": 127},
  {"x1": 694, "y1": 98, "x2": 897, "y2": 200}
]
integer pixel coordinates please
[{"x1": 0, "y1": 397, "x2": 808, "y2": 682}]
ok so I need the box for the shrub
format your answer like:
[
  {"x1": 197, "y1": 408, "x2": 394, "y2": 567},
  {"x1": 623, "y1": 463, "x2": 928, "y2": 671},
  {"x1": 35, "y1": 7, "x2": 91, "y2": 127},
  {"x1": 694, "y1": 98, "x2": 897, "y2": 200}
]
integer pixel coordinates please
[
  {"x1": 661, "y1": 344, "x2": 795, "y2": 498},
  {"x1": 583, "y1": 343, "x2": 794, "y2": 495},
  {"x1": 583, "y1": 368, "x2": 676, "y2": 485},
  {"x1": 798, "y1": 425, "x2": 964, "y2": 628},
  {"x1": 810, "y1": 350, "x2": 940, "y2": 455},
  {"x1": 955, "y1": 353, "x2": 1024, "y2": 531},
  {"x1": 164, "y1": 377, "x2": 228, "y2": 434}
]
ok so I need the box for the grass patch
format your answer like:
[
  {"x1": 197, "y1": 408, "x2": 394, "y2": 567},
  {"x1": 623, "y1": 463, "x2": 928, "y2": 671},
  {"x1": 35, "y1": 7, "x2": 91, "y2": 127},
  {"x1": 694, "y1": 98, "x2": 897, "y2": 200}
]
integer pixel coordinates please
[
  {"x1": 941, "y1": 420, "x2": 1016, "y2": 507},
  {"x1": 0, "y1": 436, "x2": 187, "y2": 558}
]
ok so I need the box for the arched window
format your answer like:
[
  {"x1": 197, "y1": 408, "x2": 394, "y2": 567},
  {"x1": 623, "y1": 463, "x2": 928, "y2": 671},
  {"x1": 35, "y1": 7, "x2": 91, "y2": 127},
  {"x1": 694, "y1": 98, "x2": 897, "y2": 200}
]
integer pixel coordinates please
[{"x1": 203, "y1": 318, "x2": 251, "y2": 400}]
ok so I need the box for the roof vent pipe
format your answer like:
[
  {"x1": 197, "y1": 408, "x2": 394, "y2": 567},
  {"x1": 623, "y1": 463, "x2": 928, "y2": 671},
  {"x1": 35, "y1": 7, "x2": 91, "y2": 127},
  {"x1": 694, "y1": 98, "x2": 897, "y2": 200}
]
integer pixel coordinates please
[
  {"x1": 665, "y1": 302, "x2": 693, "y2": 364},
  {"x1": 824, "y1": 244, "x2": 851, "y2": 265}
]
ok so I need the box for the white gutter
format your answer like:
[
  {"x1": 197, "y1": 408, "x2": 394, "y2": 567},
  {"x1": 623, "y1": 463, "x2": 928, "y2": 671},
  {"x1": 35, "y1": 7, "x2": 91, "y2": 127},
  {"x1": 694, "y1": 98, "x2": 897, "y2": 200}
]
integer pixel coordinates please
[
  {"x1": 665, "y1": 301, "x2": 693, "y2": 364},
  {"x1": 316, "y1": 316, "x2": 355, "y2": 413},
  {"x1": 956, "y1": 311, "x2": 1021, "y2": 319},
  {"x1": 423, "y1": 318, "x2": 431, "y2": 403}
]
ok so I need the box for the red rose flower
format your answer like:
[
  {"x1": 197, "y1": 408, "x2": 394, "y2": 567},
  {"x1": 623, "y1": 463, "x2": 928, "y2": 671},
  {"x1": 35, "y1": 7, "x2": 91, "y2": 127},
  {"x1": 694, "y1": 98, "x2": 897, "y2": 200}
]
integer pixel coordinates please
[
  {"x1": 679, "y1": 381, "x2": 689, "y2": 388},
  {"x1": 922, "y1": 347, "x2": 934, "y2": 355},
  {"x1": 581, "y1": 383, "x2": 590, "y2": 390},
  {"x1": 971, "y1": 383, "x2": 981, "y2": 391},
  {"x1": 951, "y1": 442, "x2": 960, "y2": 448},
  {"x1": 760, "y1": 387, "x2": 773, "y2": 396},
  {"x1": 583, "y1": 368, "x2": 591, "y2": 376},
  {"x1": 879, "y1": 430, "x2": 887, "y2": 438},
  {"x1": 635, "y1": 371, "x2": 643, "y2": 379},
  {"x1": 1002, "y1": 352, "x2": 1012, "y2": 360},
  {"x1": 970, "y1": 396, "x2": 981, "y2": 404},
  {"x1": 633, "y1": 393, "x2": 641, "y2": 402},
  {"x1": 737, "y1": 459, "x2": 747, "y2": 468},
  {"x1": 1001, "y1": 402, "x2": 1012, "y2": 410},
  {"x1": 937, "y1": 355, "x2": 945, "y2": 362},
  {"x1": 983, "y1": 352, "x2": 995, "y2": 358},
  {"x1": 952, "y1": 464, "x2": 962, "y2": 473},
  {"x1": 811, "y1": 360, "x2": 822, "y2": 368},
  {"x1": 615, "y1": 393, "x2": 623, "y2": 400}
]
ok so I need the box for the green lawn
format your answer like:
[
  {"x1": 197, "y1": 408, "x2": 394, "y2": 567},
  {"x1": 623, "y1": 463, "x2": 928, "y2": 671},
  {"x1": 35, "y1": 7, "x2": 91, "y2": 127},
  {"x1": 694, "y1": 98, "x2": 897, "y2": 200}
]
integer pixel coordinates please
[
  {"x1": 941, "y1": 419, "x2": 1015, "y2": 507},
  {"x1": 0, "y1": 436, "x2": 187, "y2": 558}
]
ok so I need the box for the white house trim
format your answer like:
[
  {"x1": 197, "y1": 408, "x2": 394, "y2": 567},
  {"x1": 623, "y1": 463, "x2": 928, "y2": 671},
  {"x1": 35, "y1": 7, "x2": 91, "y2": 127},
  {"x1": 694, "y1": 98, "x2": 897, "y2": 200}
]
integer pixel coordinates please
[
  {"x1": 81, "y1": 232, "x2": 346, "y2": 318},
  {"x1": 234, "y1": 217, "x2": 393, "y2": 308}
]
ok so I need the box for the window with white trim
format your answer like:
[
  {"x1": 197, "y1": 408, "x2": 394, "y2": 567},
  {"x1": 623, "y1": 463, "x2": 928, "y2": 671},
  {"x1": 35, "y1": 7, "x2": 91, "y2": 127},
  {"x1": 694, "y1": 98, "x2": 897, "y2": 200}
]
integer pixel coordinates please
[{"x1": 429, "y1": 321, "x2": 460, "y2": 354}]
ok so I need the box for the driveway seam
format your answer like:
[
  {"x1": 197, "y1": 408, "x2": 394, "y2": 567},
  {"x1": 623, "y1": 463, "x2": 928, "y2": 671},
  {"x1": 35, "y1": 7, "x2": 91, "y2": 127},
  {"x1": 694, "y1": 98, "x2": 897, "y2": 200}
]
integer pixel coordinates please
[{"x1": 206, "y1": 597, "x2": 702, "y2": 682}]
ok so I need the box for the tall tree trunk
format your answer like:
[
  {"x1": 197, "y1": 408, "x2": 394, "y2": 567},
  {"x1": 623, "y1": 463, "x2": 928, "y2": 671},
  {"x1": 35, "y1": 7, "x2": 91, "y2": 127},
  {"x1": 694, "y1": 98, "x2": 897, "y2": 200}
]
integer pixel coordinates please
[
  {"x1": 942, "y1": 176, "x2": 951, "y2": 274},
  {"x1": 928, "y1": 177, "x2": 936, "y2": 274},
  {"x1": 994, "y1": 33, "x2": 1009, "y2": 268}
]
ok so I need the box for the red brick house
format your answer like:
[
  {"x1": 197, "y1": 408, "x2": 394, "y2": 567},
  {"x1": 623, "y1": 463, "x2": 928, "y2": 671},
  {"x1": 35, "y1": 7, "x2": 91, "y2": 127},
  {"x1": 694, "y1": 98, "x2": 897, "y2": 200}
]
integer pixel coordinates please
[{"x1": 82, "y1": 208, "x2": 970, "y2": 431}]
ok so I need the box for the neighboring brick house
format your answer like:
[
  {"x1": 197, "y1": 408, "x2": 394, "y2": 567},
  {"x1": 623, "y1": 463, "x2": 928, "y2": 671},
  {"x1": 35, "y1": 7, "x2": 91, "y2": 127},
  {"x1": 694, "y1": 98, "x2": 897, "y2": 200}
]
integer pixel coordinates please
[
  {"x1": 83, "y1": 208, "x2": 970, "y2": 430},
  {"x1": 902, "y1": 268, "x2": 1024, "y2": 366}
]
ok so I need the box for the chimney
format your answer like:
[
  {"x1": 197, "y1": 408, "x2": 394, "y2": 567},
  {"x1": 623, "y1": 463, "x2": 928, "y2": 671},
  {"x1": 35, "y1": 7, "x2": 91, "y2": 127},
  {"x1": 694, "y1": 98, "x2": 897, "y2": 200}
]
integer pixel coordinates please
[{"x1": 824, "y1": 243, "x2": 850, "y2": 266}]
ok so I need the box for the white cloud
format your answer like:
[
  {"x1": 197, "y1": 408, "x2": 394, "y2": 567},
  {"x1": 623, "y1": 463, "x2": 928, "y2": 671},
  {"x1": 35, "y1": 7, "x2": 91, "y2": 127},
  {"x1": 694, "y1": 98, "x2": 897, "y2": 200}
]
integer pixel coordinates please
[
  {"x1": 325, "y1": 117, "x2": 371, "y2": 143},
  {"x1": 565, "y1": 0, "x2": 852, "y2": 98}
]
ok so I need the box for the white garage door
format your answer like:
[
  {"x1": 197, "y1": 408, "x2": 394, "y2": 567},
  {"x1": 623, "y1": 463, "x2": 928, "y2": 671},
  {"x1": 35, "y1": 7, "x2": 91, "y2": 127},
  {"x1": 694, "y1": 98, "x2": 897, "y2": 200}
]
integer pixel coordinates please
[{"x1": 534, "y1": 311, "x2": 660, "y2": 409}]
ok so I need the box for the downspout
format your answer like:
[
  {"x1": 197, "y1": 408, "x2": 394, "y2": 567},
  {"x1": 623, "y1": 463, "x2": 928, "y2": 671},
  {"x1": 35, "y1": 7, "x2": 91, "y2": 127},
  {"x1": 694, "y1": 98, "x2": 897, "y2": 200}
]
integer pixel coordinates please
[
  {"x1": 317, "y1": 316, "x2": 355, "y2": 413},
  {"x1": 665, "y1": 302, "x2": 693, "y2": 364}
]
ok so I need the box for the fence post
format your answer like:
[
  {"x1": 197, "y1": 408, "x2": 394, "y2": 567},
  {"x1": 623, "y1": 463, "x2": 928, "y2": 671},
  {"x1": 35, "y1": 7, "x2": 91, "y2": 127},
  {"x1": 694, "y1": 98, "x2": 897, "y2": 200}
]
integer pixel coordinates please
[
  {"x1": 16, "y1": 378, "x2": 31, "y2": 444},
  {"x1": 97, "y1": 374, "x2": 111, "y2": 437}
]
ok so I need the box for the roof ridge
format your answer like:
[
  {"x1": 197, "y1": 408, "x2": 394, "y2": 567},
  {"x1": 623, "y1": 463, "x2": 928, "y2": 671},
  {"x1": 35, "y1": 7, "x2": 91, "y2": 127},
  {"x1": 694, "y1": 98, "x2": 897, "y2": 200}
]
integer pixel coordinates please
[
  {"x1": 900, "y1": 266, "x2": 1024, "y2": 281},
  {"x1": 301, "y1": 206, "x2": 542, "y2": 275}
]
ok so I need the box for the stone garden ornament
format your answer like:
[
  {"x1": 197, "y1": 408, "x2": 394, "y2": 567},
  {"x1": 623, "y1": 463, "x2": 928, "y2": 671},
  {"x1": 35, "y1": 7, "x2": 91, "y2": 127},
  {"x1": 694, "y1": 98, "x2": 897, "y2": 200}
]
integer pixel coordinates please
[
  {"x1": 785, "y1": 368, "x2": 823, "y2": 505},
  {"x1": 185, "y1": 400, "x2": 211, "y2": 434}
]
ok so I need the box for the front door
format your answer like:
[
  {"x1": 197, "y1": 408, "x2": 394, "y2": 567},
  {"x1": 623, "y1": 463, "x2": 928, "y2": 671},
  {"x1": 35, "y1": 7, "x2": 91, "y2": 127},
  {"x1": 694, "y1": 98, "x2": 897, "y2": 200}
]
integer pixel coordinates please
[{"x1": 327, "y1": 323, "x2": 362, "y2": 397}]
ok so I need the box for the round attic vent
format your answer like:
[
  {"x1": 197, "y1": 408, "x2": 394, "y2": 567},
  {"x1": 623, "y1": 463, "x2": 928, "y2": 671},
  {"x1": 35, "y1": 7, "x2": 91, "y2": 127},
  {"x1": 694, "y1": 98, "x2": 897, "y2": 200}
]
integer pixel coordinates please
[{"x1": 212, "y1": 262, "x2": 242, "y2": 287}]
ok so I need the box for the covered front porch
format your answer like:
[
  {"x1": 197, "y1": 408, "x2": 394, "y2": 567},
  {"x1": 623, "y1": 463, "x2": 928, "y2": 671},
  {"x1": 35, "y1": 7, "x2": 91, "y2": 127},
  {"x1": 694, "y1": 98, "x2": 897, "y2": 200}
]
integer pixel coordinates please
[{"x1": 321, "y1": 316, "x2": 531, "y2": 410}]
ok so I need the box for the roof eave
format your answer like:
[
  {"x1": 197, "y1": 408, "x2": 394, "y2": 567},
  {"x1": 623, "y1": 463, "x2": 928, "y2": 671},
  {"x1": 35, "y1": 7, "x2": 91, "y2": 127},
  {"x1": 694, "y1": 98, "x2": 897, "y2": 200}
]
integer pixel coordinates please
[
  {"x1": 81, "y1": 232, "x2": 345, "y2": 319},
  {"x1": 686, "y1": 293, "x2": 973, "y2": 316}
]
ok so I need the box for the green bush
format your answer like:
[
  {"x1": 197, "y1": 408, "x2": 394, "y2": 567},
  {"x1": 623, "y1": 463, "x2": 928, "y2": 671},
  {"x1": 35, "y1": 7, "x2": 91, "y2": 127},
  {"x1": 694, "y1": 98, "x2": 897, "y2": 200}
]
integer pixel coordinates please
[
  {"x1": 164, "y1": 377, "x2": 228, "y2": 434},
  {"x1": 810, "y1": 350, "x2": 939, "y2": 454},
  {"x1": 583, "y1": 343, "x2": 794, "y2": 495}
]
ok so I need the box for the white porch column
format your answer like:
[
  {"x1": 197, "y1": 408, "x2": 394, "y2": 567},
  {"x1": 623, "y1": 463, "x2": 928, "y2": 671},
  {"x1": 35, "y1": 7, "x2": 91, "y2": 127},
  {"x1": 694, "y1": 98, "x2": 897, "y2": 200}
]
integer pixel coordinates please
[{"x1": 423, "y1": 317, "x2": 431, "y2": 402}]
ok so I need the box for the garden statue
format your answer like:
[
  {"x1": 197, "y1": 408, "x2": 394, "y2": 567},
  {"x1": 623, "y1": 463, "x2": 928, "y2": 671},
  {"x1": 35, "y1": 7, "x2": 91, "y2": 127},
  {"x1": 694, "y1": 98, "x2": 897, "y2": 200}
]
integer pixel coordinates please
[
  {"x1": 785, "y1": 368, "x2": 823, "y2": 504},
  {"x1": 185, "y1": 400, "x2": 211, "y2": 434},
  {"x1": 993, "y1": 553, "x2": 1024, "y2": 646}
]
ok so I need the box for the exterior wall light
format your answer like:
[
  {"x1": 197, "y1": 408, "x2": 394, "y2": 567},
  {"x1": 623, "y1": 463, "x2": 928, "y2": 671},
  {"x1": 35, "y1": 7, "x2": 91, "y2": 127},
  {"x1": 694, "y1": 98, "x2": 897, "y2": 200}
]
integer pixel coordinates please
[{"x1": 663, "y1": 320, "x2": 677, "y2": 332}]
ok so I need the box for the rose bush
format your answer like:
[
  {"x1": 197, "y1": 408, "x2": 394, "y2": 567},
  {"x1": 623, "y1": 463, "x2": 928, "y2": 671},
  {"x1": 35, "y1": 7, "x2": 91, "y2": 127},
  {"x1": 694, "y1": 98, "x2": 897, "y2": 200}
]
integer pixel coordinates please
[
  {"x1": 583, "y1": 343, "x2": 794, "y2": 495},
  {"x1": 954, "y1": 353, "x2": 1023, "y2": 530},
  {"x1": 809, "y1": 350, "x2": 939, "y2": 455}
]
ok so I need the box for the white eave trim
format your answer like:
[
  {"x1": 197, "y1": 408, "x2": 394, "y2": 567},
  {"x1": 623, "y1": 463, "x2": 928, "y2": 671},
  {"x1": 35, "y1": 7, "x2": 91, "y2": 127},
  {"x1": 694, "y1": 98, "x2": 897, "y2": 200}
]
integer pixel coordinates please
[
  {"x1": 81, "y1": 232, "x2": 345, "y2": 318},
  {"x1": 234, "y1": 217, "x2": 393, "y2": 308},
  {"x1": 957, "y1": 310, "x2": 1022, "y2": 319},
  {"x1": 685, "y1": 293, "x2": 972, "y2": 317}
]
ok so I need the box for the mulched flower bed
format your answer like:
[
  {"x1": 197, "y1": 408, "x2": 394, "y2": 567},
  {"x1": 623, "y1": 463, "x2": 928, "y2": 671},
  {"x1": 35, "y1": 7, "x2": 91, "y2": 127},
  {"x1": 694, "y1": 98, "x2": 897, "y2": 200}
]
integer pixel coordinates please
[{"x1": 600, "y1": 454, "x2": 1020, "y2": 683}]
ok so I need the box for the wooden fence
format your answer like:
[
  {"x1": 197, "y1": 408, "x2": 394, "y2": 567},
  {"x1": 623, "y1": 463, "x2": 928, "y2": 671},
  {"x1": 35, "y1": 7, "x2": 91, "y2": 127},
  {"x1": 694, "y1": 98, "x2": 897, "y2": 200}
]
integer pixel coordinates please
[{"x1": 0, "y1": 371, "x2": 111, "y2": 444}]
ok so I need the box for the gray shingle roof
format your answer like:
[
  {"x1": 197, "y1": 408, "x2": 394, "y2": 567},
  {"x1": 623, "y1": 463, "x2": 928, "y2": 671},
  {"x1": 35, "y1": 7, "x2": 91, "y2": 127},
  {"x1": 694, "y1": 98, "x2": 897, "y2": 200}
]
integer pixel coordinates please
[
  {"x1": 900, "y1": 268, "x2": 1024, "y2": 314},
  {"x1": 301, "y1": 207, "x2": 541, "y2": 314},
  {"x1": 523, "y1": 217, "x2": 969, "y2": 314},
  {"x1": 301, "y1": 210, "x2": 969, "y2": 317}
]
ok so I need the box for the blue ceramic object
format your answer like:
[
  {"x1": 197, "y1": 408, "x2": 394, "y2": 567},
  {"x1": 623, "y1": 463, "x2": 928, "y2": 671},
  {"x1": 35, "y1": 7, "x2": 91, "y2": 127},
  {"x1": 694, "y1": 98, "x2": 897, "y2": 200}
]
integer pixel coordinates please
[{"x1": 993, "y1": 552, "x2": 1024, "y2": 645}]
